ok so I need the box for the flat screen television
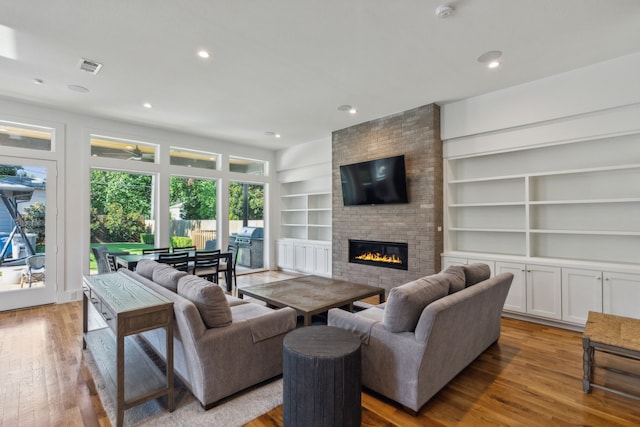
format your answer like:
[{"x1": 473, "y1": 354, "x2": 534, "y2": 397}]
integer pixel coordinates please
[{"x1": 340, "y1": 155, "x2": 408, "y2": 206}]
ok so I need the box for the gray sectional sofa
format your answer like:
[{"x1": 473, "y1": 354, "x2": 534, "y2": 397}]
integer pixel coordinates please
[
  {"x1": 328, "y1": 263, "x2": 513, "y2": 413},
  {"x1": 119, "y1": 259, "x2": 297, "y2": 409}
]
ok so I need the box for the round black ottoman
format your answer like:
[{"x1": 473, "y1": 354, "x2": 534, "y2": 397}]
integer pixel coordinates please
[{"x1": 283, "y1": 326, "x2": 361, "y2": 427}]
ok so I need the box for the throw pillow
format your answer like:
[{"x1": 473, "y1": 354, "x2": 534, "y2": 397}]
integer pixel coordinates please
[
  {"x1": 136, "y1": 259, "x2": 159, "y2": 280},
  {"x1": 152, "y1": 263, "x2": 188, "y2": 292},
  {"x1": 383, "y1": 275, "x2": 449, "y2": 333},
  {"x1": 177, "y1": 275, "x2": 232, "y2": 328},
  {"x1": 439, "y1": 265, "x2": 466, "y2": 294},
  {"x1": 463, "y1": 263, "x2": 491, "y2": 287}
]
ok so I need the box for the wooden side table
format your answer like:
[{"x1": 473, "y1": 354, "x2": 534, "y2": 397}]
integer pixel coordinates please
[
  {"x1": 83, "y1": 272, "x2": 175, "y2": 427},
  {"x1": 283, "y1": 326, "x2": 361, "y2": 427},
  {"x1": 583, "y1": 311, "x2": 640, "y2": 399}
]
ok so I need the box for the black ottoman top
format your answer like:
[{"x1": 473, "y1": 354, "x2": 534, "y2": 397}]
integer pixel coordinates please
[{"x1": 284, "y1": 326, "x2": 360, "y2": 358}]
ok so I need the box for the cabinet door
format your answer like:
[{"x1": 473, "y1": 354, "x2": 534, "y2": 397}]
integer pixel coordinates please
[
  {"x1": 293, "y1": 244, "x2": 312, "y2": 273},
  {"x1": 561, "y1": 268, "x2": 603, "y2": 325},
  {"x1": 441, "y1": 257, "x2": 467, "y2": 270},
  {"x1": 277, "y1": 241, "x2": 295, "y2": 270},
  {"x1": 497, "y1": 262, "x2": 526, "y2": 313},
  {"x1": 467, "y1": 258, "x2": 495, "y2": 277},
  {"x1": 313, "y1": 245, "x2": 331, "y2": 277},
  {"x1": 603, "y1": 271, "x2": 640, "y2": 318},
  {"x1": 526, "y1": 264, "x2": 562, "y2": 320}
]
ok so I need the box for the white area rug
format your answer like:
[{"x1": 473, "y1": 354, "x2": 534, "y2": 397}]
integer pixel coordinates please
[{"x1": 83, "y1": 349, "x2": 282, "y2": 426}]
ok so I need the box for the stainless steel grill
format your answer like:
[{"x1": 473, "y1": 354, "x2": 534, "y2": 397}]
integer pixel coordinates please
[{"x1": 231, "y1": 227, "x2": 264, "y2": 268}]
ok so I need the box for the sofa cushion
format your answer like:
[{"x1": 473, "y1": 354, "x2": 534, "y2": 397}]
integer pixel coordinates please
[
  {"x1": 177, "y1": 275, "x2": 232, "y2": 328},
  {"x1": 152, "y1": 263, "x2": 188, "y2": 292},
  {"x1": 439, "y1": 265, "x2": 466, "y2": 294},
  {"x1": 136, "y1": 259, "x2": 159, "y2": 280},
  {"x1": 463, "y1": 263, "x2": 491, "y2": 287},
  {"x1": 383, "y1": 275, "x2": 449, "y2": 333}
]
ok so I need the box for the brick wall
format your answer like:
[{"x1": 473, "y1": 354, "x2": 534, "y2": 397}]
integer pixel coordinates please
[{"x1": 332, "y1": 103, "x2": 442, "y2": 293}]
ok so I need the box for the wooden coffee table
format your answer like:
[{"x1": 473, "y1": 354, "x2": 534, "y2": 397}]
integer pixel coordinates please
[{"x1": 238, "y1": 275, "x2": 385, "y2": 326}]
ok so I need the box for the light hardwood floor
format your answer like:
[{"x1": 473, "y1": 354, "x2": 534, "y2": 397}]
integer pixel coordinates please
[{"x1": 1, "y1": 271, "x2": 639, "y2": 426}]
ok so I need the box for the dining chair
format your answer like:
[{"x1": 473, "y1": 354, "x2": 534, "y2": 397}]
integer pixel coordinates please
[
  {"x1": 218, "y1": 245, "x2": 238, "y2": 290},
  {"x1": 107, "y1": 251, "x2": 130, "y2": 272},
  {"x1": 91, "y1": 246, "x2": 111, "y2": 274},
  {"x1": 173, "y1": 245, "x2": 196, "y2": 252},
  {"x1": 192, "y1": 249, "x2": 221, "y2": 283},
  {"x1": 157, "y1": 251, "x2": 190, "y2": 271},
  {"x1": 21, "y1": 254, "x2": 45, "y2": 288},
  {"x1": 142, "y1": 247, "x2": 171, "y2": 255}
]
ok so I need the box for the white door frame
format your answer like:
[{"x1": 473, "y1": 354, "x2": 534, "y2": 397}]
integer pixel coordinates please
[{"x1": 0, "y1": 157, "x2": 58, "y2": 311}]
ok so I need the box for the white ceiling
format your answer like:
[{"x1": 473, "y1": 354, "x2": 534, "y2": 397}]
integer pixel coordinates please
[{"x1": 1, "y1": 0, "x2": 639, "y2": 150}]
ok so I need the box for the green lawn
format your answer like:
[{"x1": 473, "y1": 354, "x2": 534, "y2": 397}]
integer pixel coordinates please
[{"x1": 89, "y1": 243, "x2": 153, "y2": 271}]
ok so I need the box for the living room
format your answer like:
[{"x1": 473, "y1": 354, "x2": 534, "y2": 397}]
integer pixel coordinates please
[{"x1": 2, "y1": 1, "x2": 640, "y2": 426}]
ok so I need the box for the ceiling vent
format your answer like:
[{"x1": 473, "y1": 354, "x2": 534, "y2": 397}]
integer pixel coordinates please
[{"x1": 78, "y1": 58, "x2": 103, "y2": 74}]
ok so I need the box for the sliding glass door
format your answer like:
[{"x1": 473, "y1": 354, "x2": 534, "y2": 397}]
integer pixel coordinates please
[{"x1": 0, "y1": 158, "x2": 57, "y2": 311}]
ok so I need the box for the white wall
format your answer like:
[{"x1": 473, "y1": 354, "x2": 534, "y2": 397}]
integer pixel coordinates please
[
  {"x1": 442, "y1": 52, "x2": 640, "y2": 155},
  {"x1": 0, "y1": 96, "x2": 276, "y2": 302}
]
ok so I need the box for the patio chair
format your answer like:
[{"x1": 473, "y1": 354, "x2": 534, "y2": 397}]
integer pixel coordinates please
[
  {"x1": 157, "y1": 251, "x2": 190, "y2": 272},
  {"x1": 91, "y1": 246, "x2": 111, "y2": 274},
  {"x1": 142, "y1": 247, "x2": 171, "y2": 254},
  {"x1": 192, "y1": 249, "x2": 221, "y2": 283},
  {"x1": 218, "y1": 245, "x2": 238, "y2": 290},
  {"x1": 21, "y1": 254, "x2": 45, "y2": 288}
]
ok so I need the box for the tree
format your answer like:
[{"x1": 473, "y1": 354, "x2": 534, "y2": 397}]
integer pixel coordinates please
[
  {"x1": 228, "y1": 182, "x2": 264, "y2": 221},
  {"x1": 169, "y1": 177, "x2": 216, "y2": 220},
  {"x1": 90, "y1": 171, "x2": 152, "y2": 218},
  {"x1": 90, "y1": 171, "x2": 152, "y2": 242}
]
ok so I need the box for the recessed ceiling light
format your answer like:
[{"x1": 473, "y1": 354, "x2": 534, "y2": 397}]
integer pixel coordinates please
[
  {"x1": 143, "y1": 102, "x2": 152, "y2": 109},
  {"x1": 338, "y1": 104, "x2": 357, "y2": 114},
  {"x1": 67, "y1": 84, "x2": 89, "y2": 93},
  {"x1": 33, "y1": 78, "x2": 44, "y2": 85},
  {"x1": 477, "y1": 50, "x2": 502, "y2": 68},
  {"x1": 197, "y1": 50, "x2": 210, "y2": 59},
  {"x1": 265, "y1": 131, "x2": 281, "y2": 138}
]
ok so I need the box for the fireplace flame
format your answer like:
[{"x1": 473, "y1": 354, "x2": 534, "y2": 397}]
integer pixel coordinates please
[{"x1": 355, "y1": 252, "x2": 403, "y2": 265}]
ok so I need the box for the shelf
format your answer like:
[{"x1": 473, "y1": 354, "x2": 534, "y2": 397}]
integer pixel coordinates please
[
  {"x1": 282, "y1": 223, "x2": 307, "y2": 227},
  {"x1": 449, "y1": 202, "x2": 526, "y2": 207},
  {"x1": 450, "y1": 228, "x2": 526, "y2": 233},
  {"x1": 85, "y1": 329, "x2": 167, "y2": 405},
  {"x1": 530, "y1": 198, "x2": 640, "y2": 205},
  {"x1": 530, "y1": 229, "x2": 640, "y2": 236},
  {"x1": 281, "y1": 208, "x2": 307, "y2": 212},
  {"x1": 448, "y1": 175, "x2": 526, "y2": 184},
  {"x1": 307, "y1": 224, "x2": 331, "y2": 228}
]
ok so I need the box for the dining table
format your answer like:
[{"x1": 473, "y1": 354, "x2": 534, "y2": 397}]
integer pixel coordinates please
[{"x1": 115, "y1": 251, "x2": 234, "y2": 292}]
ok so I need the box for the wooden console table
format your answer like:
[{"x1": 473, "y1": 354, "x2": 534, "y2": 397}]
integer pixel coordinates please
[
  {"x1": 583, "y1": 311, "x2": 640, "y2": 400},
  {"x1": 82, "y1": 272, "x2": 175, "y2": 427}
]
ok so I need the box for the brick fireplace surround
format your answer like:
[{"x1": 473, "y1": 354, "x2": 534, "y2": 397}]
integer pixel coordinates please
[{"x1": 331, "y1": 103, "x2": 443, "y2": 294}]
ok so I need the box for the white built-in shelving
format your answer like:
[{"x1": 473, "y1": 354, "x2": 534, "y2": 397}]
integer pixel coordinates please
[
  {"x1": 443, "y1": 132, "x2": 640, "y2": 327},
  {"x1": 280, "y1": 176, "x2": 332, "y2": 242},
  {"x1": 445, "y1": 134, "x2": 640, "y2": 265}
]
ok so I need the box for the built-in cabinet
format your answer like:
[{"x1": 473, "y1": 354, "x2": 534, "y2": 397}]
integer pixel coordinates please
[
  {"x1": 443, "y1": 133, "x2": 640, "y2": 329},
  {"x1": 277, "y1": 166, "x2": 332, "y2": 276},
  {"x1": 277, "y1": 239, "x2": 331, "y2": 277}
]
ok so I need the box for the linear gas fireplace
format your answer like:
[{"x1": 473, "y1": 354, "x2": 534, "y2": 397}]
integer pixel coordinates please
[{"x1": 349, "y1": 239, "x2": 408, "y2": 270}]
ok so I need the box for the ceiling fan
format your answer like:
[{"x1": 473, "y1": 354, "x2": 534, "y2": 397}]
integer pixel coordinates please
[{"x1": 91, "y1": 144, "x2": 154, "y2": 162}]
